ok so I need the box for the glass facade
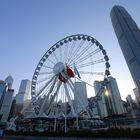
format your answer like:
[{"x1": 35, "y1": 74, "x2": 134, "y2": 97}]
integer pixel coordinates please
[
  {"x1": 94, "y1": 76, "x2": 124, "y2": 117},
  {"x1": 0, "y1": 82, "x2": 7, "y2": 110},
  {"x1": 0, "y1": 89, "x2": 14, "y2": 122},
  {"x1": 111, "y1": 6, "x2": 140, "y2": 98},
  {"x1": 16, "y1": 80, "x2": 31, "y2": 104},
  {"x1": 74, "y1": 82, "x2": 88, "y2": 113}
]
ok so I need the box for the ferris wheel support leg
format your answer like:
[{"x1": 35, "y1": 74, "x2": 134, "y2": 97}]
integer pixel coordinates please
[
  {"x1": 46, "y1": 82, "x2": 62, "y2": 115},
  {"x1": 34, "y1": 76, "x2": 56, "y2": 101},
  {"x1": 39, "y1": 77, "x2": 57, "y2": 114},
  {"x1": 64, "y1": 84, "x2": 77, "y2": 117},
  {"x1": 68, "y1": 80, "x2": 91, "y2": 118}
]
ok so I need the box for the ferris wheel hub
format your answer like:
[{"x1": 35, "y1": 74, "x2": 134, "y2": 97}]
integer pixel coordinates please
[{"x1": 53, "y1": 62, "x2": 64, "y2": 75}]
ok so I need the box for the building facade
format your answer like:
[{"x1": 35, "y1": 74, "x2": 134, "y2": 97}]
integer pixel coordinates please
[
  {"x1": 0, "y1": 81, "x2": 7, "y2": 110},
  {"x1": 107, "y1": 76, "x2": 124, "y2": 115},
  {"x1": 94, "y1": 76, "x2": 124, "y2": 118},
  {"x1": 5, "y1": 75, "x2": 14, "y2": 89},
  {"x1": 94, "y1": 81, "x2": 108, "y2": 118},
  {"x1": 0, "y1": 89, "x2": 14, "y2": 122},
  {"x1": 15, "y1": 80, "x2": 31, "y2": 116},
  {"x1": 74, "y1": 81, "x2": 88, "y2": 113},
  {"x1": 133, "y1": 87, "x2": 140, "y2": 107},
  {"x1": 111, "y1": 6, "x2": 140, "y2": 103}
]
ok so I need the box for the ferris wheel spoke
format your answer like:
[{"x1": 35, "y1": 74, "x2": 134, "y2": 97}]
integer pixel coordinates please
[
  {"x1": 36, "y1": 75, "x2": 53, "y2": 84},
  {"x1": 39, "y1": 71, "x2": 53, "y2": 75},
  {"x1": 79, "y1": 71, "x2": 104, "y2": 75},
  {"x1": 69, "y1": 42, "x2": 93, "y2": 65},
  {"x1": 76, "y1": 59, "x2": 105, "y2": 68},
  {"x1": 67, "y1": 40, "x2": 85, "y2": 64},
  {"x1": 75, "y1": 77, "x2": 94, "y2": 88},
  {"x1": 47, "y1": 57, "x2": 56, "y2": 65},
  {"x1": 46, "y1": 81, "x2": 62, "y2": 115},
  {"x1": 35, "y1": 76, "x2": 57, "y2": 100},
  {"x1": 68, "y1": 79, "x2": 89, "y2": 115},
  {"x1": 53, "y1": 51, "x2": 59, "y2": 63},
  {"x1": 72, "y1": 48, "x2": 101, "y2": 65},
  {"x1": 67, "y1": 84, "x2": 74, "y2": 102},
  {"x1": 34, "y1": 83, "x2": 52, "y2": 102},
  {"x1": 37, "y1": 76, "x2": 56, "y2": 95},
  {"x1": 39, "y1": 77, "x2": 58, "y2": 112},
  {"x1": 63, "y1": 42, "x2": 69, "y2": 63},
  {"x1": 59, "y1": 46, "x2": 62, "y2": 62},
  {"x1": 42, "y1": 65, "x2": 53, "y2": 69},
  {"x1": 64, "y1": 84, "x2": 76, "y2": 116},
  {"x1": 66, "y1": 40, "x2": 76, "y2": 63}
]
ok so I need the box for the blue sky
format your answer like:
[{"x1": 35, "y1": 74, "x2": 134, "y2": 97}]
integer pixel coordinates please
[{"x1": 0, "y1": 0, "x2": 140, "y2": 100}]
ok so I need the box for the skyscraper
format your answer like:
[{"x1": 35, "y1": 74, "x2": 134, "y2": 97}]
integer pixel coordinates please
[
  {"x1": 5, "y1": 75, "x2": 14, "y2": 89},
  {"x1": 94, "y1": 76, "x2": 124, "y2": 117},
  {"x1": 15, "y1": 80, "x2": 31, "y2": 116},
  {"x1": 133, "y1": 87, "x2": 140, "y2": 106},
  {"x1": 94, "y1": 81, "x2": 108, "y2": 118},
  {"x1": 74, "y1": 81, "x2": 88, "y2": 113},
  {"x1": 0, "y1": 89, "x2": 14, "y2": 122},
  {"x1": 107, "y1": 76, "x2": 124, "y2": 115},
  {"x1": 16, "y1": 80, "x2": 31, "y2": 104},
  {"x1": 0, "y1": 80, "x2": 7, "y2": 110},
  {"x1": 110, "y1": 6, "x2": 140, "y2": 98}
]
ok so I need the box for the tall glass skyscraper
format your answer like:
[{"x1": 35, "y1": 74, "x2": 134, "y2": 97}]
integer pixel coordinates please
[
  {"x1": 94, "y1": 76, "x2": 124, "y2": 117},
  {"x1": 16, "y1": 79, "x2": 31, "y2": 104},
  {"x1": 0, "y1": 89, "x2": 14, "y2": 122},
  {"x1": 0, "y1": 80, "x2": 7, "y2": 110},
  {"x1": 74, "y1": 82, "x2": 88, "y2": 113},
  {"x1": 14, "y1": 80, "x2": 31, "y2": 116},
  {"x1": 110, "y1": 6, "x2": 140, "y2": 101},
  {"x1": 5, "y1": 75, "x2": 14, "y2": 89}
]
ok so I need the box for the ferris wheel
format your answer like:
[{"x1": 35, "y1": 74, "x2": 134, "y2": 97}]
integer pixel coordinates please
[{"x1": 30, "y1": 34, "x2": 110, "y2": 119}]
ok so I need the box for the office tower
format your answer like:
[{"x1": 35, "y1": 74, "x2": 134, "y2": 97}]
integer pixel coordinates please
[
  {"x1": 16, "y1": 80, "x2": 31, "y2": 104},
  {"x1": 107, "y1": 76, "x2": 124, "y2": 115},
  {"x1": 88, "y1": 97, "x2": 99, "y2": 117},
  {"x1": 94, "y1": 81, "x2": 108, "y2": 118},
  {"x1": 15, "y1": 80, "x2": 31, "y2": 116},
  {"x1": 0, "y1": 89, "x2": 14, "y2": 122},
  {"x1": 126, "y1": 95, "x2": 134, "y2": 108},
  {"x1": 94, "y1": 76, "x2": 124, "y2": 117},
  {"x1": 5, "y1": 75, "x2": 14, "y2": 89},
  {"x1": 74, "y1": 82, "x2": 88, "y2": 113},
  {"x1": 0, "y1": 80, "x2": 7, "y2": 110},
  {"x1": 111, "y1": 6, "x2": 140, "y2": 98},
  {"x1": 133, "y1": 88, "x2": 140, "y2": 107}
]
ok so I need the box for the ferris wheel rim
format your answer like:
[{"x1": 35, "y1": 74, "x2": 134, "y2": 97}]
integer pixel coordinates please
[{"x1": 31, "y1": 34, "x2": 110, "y2": 98}]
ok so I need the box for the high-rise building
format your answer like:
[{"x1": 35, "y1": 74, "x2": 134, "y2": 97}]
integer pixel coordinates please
[
  {"x1": 16, "y1": 80, "x2": 31, "y2": 104},
  {"x1": 107, "y1": 76, "x2": 124, "y2": 115},
  {"x1": 126, "y1": 94, "x2": 134, "y2": 108},
  {"x1": 94, "y1": 76, "x2": 124, "y2": 117},
  {"x1": 5, "y1": 75, "x2": 14, "y2": 89},
  {"x1": 94, "y1": 81, "x2": 108, "y2": 118},
  {"x1": 15, "y1": 80, "x2": 31, "y2": 116},
  {"x1": 133, "y1": 87, "x2": 140, "y2": 107},
  {"x1": 74, "y1": 82, "x2": 88, "y2": 113},
  {"x1": 110, "y1": 6, "x2": 140, "y2": 100},
  {"x1": 0, "y1": 89, "x2": 14, "y2": 122},
  {"x1": 0, "y1": 80, "x2": 7, "y2": 110}
]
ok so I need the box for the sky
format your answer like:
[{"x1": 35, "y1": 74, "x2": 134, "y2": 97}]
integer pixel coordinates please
[{"x1": 0, "y1": 0, "x2": 140, "y2": 100}]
